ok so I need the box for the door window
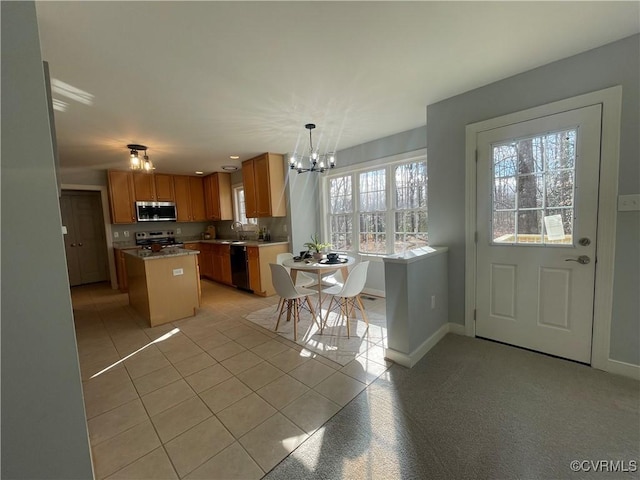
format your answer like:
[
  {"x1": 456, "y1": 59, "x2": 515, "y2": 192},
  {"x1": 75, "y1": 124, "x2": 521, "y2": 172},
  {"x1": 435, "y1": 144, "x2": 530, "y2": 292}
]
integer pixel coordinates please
[{"x1": 491, "y1": 129, "x2": 576, "y2": 245}]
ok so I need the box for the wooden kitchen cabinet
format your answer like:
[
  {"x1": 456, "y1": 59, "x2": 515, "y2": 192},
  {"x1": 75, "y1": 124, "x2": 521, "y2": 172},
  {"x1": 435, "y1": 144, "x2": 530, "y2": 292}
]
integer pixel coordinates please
[
  {"x1": 108, "y1": 170, "x2": 136, "y2": 224},
  {"x1": 203, "y1": 173, "x2": 232, "y2": 221},
  {"x1": 242, "y1": 153, "x2": 286, "y2": 218},
  {"x1": 133, "y1": 172, "x2": 175, "y2": 202},
  {"x1": 246, "y1": 243, "x2": 288, "y2": 296},
  {"x1": 189, "y1": 177, "x2": 207, "y2": 221},
  {"x1": 199, "y1": 243, "x2": 214, "y2": 278},
  {"x1": 212, "y1": 244, "x2": 232, "y2": 285},
  {"x1": 114, "y1": 247, "x2": 140, "y2": 291},
  {"x1": 173, "y1": 176, "x2": 207, "y2": 222}
]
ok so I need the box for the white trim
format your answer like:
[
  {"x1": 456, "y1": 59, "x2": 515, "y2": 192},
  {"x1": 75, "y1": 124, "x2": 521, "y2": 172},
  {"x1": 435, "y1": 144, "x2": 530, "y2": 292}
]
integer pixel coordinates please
[
  {"x1": 320, "y1": 149, "x2": 428, "y2": 257},
  {"x1": 603, "y1": 359, "x2": 640, "y2": 381},
  {"x1": 384, "y1": 322, "x2": 451, "y2": 368},
  {"x1": 362, "y1": 287, "x2": 385, "y2": 298},
  {"x1": 448, "y1": 322, "x2": 466, "y2": 336},
  {"x1": 61, "y1": 184, "x2": 117, "y2": 289},
  {"x1": 464, "y1": 86, "x2": 623, "y2": 373}
]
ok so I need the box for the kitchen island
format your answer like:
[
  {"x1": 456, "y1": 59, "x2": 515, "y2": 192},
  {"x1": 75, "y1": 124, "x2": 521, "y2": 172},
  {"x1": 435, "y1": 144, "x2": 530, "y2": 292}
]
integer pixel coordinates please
[{"x1": 124, "y1": 247, "x2": 200, "y2": 327}]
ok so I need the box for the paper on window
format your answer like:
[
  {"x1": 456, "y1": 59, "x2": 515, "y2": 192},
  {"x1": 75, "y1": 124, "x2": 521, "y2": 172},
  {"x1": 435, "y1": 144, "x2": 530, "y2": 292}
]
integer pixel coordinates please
[{"x1": 543, "y1": 214, "x2": 565, "y2": 241}]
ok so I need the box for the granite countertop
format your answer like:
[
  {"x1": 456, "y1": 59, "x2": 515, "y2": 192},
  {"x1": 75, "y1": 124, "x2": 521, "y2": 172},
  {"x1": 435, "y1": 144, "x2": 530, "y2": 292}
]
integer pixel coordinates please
[{"x1": 122, "y1": 247, "x2": 199, "y2": 260}]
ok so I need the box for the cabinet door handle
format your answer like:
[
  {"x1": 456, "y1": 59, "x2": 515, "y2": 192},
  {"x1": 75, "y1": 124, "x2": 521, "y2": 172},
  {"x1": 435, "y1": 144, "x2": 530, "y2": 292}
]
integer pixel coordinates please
[
  {"x1": 78, "y1": 243, "x2": 83, "y2": 247},
  {"x1": 70, "y1": 243, "x2": 76, "y2": 247}
]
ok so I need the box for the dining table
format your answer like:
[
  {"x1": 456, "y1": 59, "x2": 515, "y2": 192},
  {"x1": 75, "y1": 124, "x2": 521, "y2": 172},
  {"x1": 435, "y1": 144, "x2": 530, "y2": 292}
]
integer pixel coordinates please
[{"x1": 282, "y1": 255, "x2": 355, "y2": 313}]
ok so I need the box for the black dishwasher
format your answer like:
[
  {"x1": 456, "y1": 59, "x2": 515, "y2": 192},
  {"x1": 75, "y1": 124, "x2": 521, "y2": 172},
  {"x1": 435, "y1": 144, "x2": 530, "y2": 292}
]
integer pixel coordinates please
[{"x1": 230, "y1": 245, "x2": 250, "y2": 291}]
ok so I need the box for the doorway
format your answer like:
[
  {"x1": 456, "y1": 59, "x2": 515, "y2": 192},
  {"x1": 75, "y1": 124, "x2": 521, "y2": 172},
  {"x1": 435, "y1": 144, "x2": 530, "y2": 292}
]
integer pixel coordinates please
[
  {"x1": 475, "y1": 105, "x2": 601, "y2": 363},
  {"x1": 465, "y1": 87, "x2": 622, "y2": 372},
  {"x1": 60, "y1": 190, "x2": 109, "y2": 286}
]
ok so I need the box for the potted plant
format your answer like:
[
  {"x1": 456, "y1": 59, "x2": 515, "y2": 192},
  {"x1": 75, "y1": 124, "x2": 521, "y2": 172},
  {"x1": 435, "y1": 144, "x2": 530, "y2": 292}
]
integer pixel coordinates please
[{"x1": 304, "y1": 234, "x2": 332, "y2": 260}]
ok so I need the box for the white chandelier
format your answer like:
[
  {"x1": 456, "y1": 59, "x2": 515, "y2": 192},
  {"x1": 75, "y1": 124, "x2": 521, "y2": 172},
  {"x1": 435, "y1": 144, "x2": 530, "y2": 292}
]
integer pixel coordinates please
[
  {"x1": 127, "y1": 144, "x2": 153, "y2": 172},
  {"x1": 289, "y1": 123, "x2": 336, "y2": 174}
]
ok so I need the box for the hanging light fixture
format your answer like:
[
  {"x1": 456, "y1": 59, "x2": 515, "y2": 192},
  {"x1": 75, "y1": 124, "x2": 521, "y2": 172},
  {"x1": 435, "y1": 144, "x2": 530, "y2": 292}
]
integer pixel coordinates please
[
  {"x1": 289, "y1": 123, "x2": 336, "y2": 174},
  {"x1": 127, "y1": 144, "x2": 153, "y2": 172}
]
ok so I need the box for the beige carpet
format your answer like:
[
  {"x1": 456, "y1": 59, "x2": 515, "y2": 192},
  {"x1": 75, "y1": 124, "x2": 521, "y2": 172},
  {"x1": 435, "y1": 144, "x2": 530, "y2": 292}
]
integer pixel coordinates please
[{"x1": 244, "y1": 303, "x2": 387, "y2": 366}]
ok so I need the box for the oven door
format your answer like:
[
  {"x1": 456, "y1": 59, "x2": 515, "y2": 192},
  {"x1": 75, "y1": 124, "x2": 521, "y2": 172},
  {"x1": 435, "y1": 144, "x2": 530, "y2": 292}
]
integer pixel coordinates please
[{"x1": 135, "y1": 201, "x2": 177, "y2": 222}]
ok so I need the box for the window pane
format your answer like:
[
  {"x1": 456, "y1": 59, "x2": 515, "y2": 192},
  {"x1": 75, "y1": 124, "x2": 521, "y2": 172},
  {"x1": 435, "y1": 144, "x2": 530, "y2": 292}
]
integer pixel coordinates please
[
  {"x1": 359, "y1": 170, "x2": 386, "y2": 212},
  {"x1": 359, "y1": 212, "x2": 386, "y2": 254},
  {"x1": 330, "y1": 214, "x2": 352, "y2": 251},
  {"x1": 394, "y1": 210, "x2": 428, "y2": 253},
  {"x1": 493, "y1": 210, "x2": 515, "y2": 243},
  {"x1": 329, "y1": 176, "x2": 352, "y2": 214},
  {"x1": 395, "y1": 162, "x2": 427, "y2": 209},
  {"x1": 491, "y1": 128, "x2": 576, "y2": 246}
]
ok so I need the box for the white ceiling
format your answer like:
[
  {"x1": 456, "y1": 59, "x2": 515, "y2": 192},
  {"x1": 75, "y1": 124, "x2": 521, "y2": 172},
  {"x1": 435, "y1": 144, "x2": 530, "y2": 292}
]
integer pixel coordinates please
[{"x1": 35, "y1": 1, "x2": 639, "y2": 176}]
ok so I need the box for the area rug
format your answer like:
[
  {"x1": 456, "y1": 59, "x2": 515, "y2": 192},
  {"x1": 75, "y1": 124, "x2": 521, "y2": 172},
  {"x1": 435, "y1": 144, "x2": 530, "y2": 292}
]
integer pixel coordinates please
[{"x1": 244, "y1": 303, "x2": 387, "y2": 366}]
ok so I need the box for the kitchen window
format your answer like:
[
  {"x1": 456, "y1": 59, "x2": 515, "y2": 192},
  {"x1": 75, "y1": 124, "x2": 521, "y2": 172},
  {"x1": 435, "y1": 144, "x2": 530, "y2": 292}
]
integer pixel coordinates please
[
  {"x1": 323, "y1": 153, "x2": 427, "y2": 255},
  {"x1": 233, "y1": 186, "x2": 257, "y2": 226}
]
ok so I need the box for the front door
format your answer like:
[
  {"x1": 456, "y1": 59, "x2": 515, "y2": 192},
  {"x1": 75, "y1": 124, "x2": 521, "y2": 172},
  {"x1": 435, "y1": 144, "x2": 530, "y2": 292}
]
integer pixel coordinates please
[{"x1": 475, "y1": 105, "x2": 601, "y2": 363}]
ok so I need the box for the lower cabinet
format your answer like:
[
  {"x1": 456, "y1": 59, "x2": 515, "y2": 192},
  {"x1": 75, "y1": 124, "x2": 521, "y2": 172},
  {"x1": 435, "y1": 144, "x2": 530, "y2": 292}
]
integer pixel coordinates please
[
  {"x1": 246, "y1": 244, "x2": 288, "y2": 296},
  {"x1": 114, "y1": 247, "x2": 140, "y2": 292},
  {"x1": 198, "y1": 243, "x2": 232, "y2": 286}
]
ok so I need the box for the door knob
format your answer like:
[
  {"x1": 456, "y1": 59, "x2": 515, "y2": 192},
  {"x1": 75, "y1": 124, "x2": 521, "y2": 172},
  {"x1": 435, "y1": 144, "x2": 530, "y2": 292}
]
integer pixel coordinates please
[{"x1": 565, "y1": 255, "x2": 590, "y2": 265}]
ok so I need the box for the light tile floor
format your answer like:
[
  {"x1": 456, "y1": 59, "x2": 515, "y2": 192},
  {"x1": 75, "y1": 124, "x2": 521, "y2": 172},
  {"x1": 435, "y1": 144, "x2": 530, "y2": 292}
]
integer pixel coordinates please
[{"x1": 72, "y1": 280, "x2": 390, "y2": 479}]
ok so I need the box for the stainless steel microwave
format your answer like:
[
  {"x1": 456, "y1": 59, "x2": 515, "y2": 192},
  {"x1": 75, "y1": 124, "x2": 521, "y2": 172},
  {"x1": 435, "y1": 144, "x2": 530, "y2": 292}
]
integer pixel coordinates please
[{"x1": 135, "y1": 201, "x2": 177, "y2": 222}]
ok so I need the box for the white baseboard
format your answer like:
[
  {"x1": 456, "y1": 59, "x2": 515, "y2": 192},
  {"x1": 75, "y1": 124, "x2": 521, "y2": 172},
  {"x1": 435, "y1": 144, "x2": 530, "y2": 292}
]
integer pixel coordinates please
[
  {"x1": 362, "y1": 288, "x2": 385, "y2": 298},
  {"x1": 448, "y1": 322, "x2": 466, "y2": 335},
  {"x1": 385, "y1": 322, "x2": 454, "y2": 368},
  {"x1": 604, "y1": 358, "x2": 640, "y2": 381}
]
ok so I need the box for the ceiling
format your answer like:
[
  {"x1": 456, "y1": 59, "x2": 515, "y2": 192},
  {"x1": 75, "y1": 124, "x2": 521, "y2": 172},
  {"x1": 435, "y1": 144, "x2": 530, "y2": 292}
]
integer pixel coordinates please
[{"x1": 35, "y1": 1, "x2": 639, "y2": 176}]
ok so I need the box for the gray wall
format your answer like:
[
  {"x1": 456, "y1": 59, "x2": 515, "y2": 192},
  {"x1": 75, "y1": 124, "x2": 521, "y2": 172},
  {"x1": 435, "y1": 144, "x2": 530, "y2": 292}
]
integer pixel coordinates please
[
  {"x1": 1, "y1": 2, "x2": 94, "y2": 478},
  {"x1": 427, "y1": 34, "x2": 640, "y2": 366}
]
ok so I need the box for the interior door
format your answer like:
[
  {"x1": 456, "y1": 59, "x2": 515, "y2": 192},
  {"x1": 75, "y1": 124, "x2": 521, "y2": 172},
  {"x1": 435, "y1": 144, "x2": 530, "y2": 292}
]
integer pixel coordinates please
[
  {"x1": 61, "y1": 191, "x2": 108, "y2": 286},
  {"x1": 475, "y1": 105, "x2": 601, "y2": 363}
]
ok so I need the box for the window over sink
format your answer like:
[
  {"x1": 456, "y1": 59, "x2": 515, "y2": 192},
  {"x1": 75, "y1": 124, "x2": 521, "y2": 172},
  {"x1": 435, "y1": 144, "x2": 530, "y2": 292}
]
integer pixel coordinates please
[
  {"x1": 233, "y1": 185, "x2": 257, "y2": 226},
  {"x1": 322, "y1": 152, "x2": 427, "y2": 255}
]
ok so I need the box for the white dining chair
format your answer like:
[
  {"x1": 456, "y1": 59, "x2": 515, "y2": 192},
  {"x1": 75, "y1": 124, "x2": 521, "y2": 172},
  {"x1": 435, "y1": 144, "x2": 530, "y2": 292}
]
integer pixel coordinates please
[
  {"x1": 277, "y1": 253, "x2": 316, "y2": 287},
  {"x1": 269, "y1": 263, "x2": 318, "y2": 342},
  {"x1": 321, "y1": 261, "x2": 370, "y2": 338}
]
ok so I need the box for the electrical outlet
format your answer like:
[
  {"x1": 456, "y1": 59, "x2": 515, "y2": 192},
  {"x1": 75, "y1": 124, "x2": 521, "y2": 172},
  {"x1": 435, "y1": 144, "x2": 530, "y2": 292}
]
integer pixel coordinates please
[
  {"x1": 123, "y1": 231, "x2": 130, "y2": 238},
  {"x1": 61, "y1": 226, "x2": 68, "y2": 235},
  {"x1": 113, "y1": 232, "x2": 119, "y2": 239},
  {"x1": 176, "y1": 228, "x2": 181, "y2": 234},
  {"x1": 618, "y1": 194, "x2": 640, "y2": 211},
  {"x1": 431, "y1": 295, "x2": 436, "y2": 309},
  {"x1": 173, "y1": 268, "x2": 184, "y2": 276}
]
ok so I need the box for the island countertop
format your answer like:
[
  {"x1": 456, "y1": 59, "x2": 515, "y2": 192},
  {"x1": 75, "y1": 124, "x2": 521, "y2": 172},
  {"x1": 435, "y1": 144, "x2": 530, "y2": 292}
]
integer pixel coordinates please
[{"x1": 123, "y1": 247, "x2": 199, "y2": 260}]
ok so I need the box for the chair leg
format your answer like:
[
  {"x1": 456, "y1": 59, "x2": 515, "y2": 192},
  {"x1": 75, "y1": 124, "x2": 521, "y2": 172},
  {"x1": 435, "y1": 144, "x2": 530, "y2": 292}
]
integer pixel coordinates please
[
  {"x1": 320, "y1": 297, "x2": 337, "y2": 335},
  {"x1": 286, "y1": 300, "x2": 293, "y2": 322},
  {"x1": 305, "y1": 296, "x2": 318, "y2": 329},
  {"x1": 356, "y1": 295, "x2": 369, "y2": 328},
  {"x1": 275, "y1": 298, "x2": 286, "y2": 332},
  {"x1": 343, "y1": 298, "x2": 350, "y2": 338},
  {"x1": 293, "y1": 298, "x2": 299, "y2": 342}
]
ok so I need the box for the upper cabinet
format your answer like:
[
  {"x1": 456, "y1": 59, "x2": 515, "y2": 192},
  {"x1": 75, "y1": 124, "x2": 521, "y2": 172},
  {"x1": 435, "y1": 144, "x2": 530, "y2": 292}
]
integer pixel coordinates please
[
  {"x1": 133, "y1": 172, "x2": 175, "y2": 202},
  {"x1": 174, "y1": 175, "x2": 207, "y2": 222},
  {"x1": 108, "y1": 170, "x2": 136, "y2": 224},
  {"x1": 203, "y1": 173, "x2": 233, "y2": 221},
  {"x1": 242, "y1": 153, "x2": 286, "y2": 218}
]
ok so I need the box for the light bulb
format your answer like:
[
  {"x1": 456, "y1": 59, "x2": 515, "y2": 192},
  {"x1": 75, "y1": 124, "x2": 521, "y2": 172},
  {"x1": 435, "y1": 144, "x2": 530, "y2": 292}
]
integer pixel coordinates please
[
  {"x1": 311, "y1": 151, "x2": 318, "y2": 160},
  {"x1": 329, "y1": 155, "x2": 335, "y2": 165},
  {"x1": 289, "y1": 155, "x2": 296, "y2": 165},
  {"x1": 319, "y1": 161, "x2": 325, "y2": 169}
]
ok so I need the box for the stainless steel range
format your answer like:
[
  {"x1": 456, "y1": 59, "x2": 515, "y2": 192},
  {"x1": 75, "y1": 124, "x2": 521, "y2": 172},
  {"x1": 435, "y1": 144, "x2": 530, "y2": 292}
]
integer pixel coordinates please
[{"x1": 135, "y1": 230, "x2": 184, "y2": 249}]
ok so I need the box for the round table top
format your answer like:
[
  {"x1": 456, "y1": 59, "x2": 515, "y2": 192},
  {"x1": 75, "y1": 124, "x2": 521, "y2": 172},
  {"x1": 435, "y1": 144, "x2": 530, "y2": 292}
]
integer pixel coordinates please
[{"x1": 282, "y1": 255, "x2": 355, "y2": 270}]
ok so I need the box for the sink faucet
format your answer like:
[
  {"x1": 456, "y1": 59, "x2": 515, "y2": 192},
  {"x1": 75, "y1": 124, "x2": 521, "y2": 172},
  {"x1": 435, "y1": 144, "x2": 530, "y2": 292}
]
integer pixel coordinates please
[{"x1": 231, "y1": 221, "x2": 244, "y2": 240}]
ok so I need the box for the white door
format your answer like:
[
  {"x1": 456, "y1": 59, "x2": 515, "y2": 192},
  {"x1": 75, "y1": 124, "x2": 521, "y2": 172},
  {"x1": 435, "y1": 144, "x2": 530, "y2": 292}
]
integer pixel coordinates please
[{"x1": 475, "y1": 104, "x2": 601, "y2": 363}]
